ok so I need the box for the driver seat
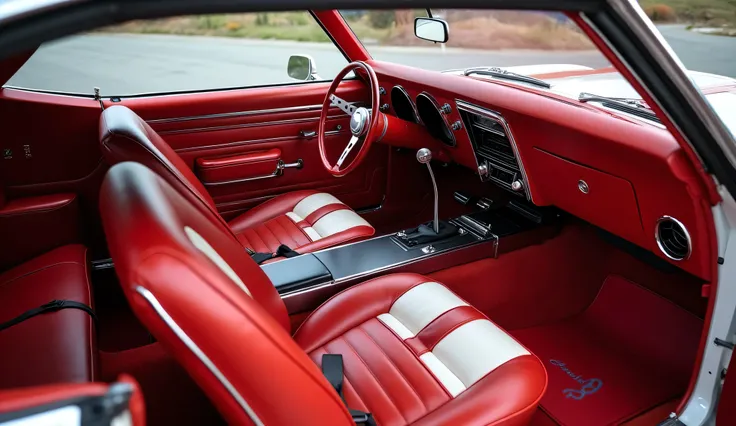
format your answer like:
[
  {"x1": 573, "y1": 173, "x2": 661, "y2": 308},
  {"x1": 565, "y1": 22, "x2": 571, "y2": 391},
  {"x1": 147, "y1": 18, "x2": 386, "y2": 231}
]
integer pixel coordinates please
[{"x1": 99, "y1": 105, "x2": 375, "y2": 254}]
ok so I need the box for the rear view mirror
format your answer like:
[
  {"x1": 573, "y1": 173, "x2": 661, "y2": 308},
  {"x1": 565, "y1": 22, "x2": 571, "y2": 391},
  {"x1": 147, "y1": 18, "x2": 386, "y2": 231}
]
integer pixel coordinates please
[
  {"x1": 414, "y1": 18, "x2": 449, "y2": 43},
  {"x1": 287, "y1": 55, "x2": 320, "y2": 81}
]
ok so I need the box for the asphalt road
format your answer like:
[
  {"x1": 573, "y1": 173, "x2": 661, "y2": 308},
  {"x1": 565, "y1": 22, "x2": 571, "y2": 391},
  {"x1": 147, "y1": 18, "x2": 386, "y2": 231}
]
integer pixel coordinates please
[{"x1": 5, "y1": 24, "x2": 735, "y2": 96}]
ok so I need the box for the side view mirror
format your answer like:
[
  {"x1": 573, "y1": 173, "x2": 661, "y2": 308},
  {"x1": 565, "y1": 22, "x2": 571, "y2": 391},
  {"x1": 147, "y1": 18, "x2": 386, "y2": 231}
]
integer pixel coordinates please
[
  {"x1": 414, "y1": 17, "x2": 449, "y2": 43},
  {"x1": 287, "y1": 55, "x2": 320, "y2": 81}
]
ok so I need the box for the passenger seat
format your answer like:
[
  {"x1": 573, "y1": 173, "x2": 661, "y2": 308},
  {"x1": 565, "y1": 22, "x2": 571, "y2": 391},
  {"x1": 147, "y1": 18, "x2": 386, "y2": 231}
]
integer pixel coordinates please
[
  {"x1": 0, "y1": 245, "x2": 96, "y2": 388},
  {"x1": 98, "y1": 105, "x2": 375, "y2": 255}
]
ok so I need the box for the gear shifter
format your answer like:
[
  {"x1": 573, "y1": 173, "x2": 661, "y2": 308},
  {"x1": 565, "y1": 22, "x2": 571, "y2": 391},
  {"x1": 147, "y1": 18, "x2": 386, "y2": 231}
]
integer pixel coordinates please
[
  {"x1": 416, "y1": 148, "x2": 440, "y2": 233},
  {"x1": 395, "y1": 149, "x2": 458, "y2": 247}
]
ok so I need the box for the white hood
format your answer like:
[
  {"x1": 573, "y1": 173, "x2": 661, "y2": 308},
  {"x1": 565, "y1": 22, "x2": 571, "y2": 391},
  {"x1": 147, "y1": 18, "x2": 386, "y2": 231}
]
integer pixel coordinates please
[
  {"x1": 450, "y1": 64, "x2": 736, "y2": 134},
  {"x1": 544, "y1": 68, "x2": 736, "y2": 134}
]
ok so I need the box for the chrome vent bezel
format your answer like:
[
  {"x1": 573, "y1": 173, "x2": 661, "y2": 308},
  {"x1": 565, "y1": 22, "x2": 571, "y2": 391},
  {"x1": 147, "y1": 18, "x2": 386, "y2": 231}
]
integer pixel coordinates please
[{"x1": 655, "y1": 216, "x2": 692, "y2": 261}]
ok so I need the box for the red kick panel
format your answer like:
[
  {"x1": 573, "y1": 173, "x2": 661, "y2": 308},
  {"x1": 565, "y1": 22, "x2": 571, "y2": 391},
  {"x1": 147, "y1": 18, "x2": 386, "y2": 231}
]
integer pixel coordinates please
[{"x1": 511, "y1": 275, "x2": 702, "y2": 426}]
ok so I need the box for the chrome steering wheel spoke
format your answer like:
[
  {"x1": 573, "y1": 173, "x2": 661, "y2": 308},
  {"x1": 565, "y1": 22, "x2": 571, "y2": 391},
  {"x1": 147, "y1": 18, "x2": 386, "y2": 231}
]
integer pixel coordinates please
[
  {"x1": 329, "y1": 94, "x2": 357, "y2": 116},
  {"x1": 336, "y1": 135, "x2": 361, "y2": 168}
]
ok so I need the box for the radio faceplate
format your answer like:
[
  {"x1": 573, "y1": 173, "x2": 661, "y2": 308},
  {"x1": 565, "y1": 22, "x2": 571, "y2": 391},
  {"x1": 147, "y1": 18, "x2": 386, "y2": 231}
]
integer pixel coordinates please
[{"x1": 456, "y1": 100, "x2": 531, "y2": 200}]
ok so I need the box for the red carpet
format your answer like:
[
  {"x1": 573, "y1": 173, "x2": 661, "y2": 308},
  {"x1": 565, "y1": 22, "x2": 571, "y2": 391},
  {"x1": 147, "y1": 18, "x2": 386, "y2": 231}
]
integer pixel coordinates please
[{"x1": 512, "y1": 275, "x2": 702, "y2": 426}]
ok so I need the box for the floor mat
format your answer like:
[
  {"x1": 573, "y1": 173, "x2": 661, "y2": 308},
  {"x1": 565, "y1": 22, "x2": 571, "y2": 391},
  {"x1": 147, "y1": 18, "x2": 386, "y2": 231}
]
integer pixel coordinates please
[{"x1": 512, "y1": 275, "x2": 702, "y2": 426}]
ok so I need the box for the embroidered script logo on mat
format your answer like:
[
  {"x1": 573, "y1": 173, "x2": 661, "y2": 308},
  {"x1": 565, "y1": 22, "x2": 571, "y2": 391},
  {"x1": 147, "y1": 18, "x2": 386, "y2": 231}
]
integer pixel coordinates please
[{"x1": 549, "y1": 360, "x2": 603, "y2": 400}]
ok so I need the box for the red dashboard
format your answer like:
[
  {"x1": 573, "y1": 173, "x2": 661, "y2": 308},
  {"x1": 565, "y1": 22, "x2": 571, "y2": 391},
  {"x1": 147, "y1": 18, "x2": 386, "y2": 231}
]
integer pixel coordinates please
[{"x1": 370, "y1": 60, "x2": 715, "y2": 281}]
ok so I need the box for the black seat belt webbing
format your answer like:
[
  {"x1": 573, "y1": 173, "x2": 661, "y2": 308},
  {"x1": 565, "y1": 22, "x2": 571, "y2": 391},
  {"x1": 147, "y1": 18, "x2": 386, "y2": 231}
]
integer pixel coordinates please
[
  {"x1": 321, "y1": 354, "x2": 377, "y2": 426},
  {"x1": 276, "y1": 244, "x2": 299, "y2": 258},
  {"x1": 249, "y1": 244, "x2": 300, "y2": 264},
  {"x1": 0, "y1": 300, "x2": 97, "y2": 332},
  {"x1": 250, "y1": 252, "x2": 275, "y2": 264}
]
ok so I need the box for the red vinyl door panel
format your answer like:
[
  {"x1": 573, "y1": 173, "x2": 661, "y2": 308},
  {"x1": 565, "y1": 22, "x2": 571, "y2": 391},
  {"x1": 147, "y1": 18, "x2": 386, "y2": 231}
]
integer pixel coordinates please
[
  {"x1": 110, "y1": 80, "x2": 387, "y2": 218},
  {"x1": 0, "y1": 79, "x2": 387, "y2": 266},
  {"x1": 0, "y1": 89, "x2": 103, "y2": 267}
]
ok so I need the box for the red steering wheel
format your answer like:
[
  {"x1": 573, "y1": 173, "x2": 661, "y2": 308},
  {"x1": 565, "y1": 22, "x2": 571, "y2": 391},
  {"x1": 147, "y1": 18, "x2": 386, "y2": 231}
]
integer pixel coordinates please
[{"x1": 319, "y1": 61, "x2": 382, "y2": 177}]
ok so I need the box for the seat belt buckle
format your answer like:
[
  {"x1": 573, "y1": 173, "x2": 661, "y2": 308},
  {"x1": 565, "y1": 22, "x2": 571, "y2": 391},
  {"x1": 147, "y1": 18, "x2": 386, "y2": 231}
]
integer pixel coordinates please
[{"x1": 351, "y1": 412, "x2": 370, "y2": 423}]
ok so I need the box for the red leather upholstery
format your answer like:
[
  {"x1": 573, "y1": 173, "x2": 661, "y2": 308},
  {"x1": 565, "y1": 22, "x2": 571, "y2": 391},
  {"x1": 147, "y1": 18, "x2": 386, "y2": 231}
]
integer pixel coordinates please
[
  {"x1": 100, "y1": 162, "x2": 351, "y2": 425},
  {"x1": 100, "y1": 105, "x2": 374, "y2": 254},
  {"x1": 0, "y1": 193, "x2": 81, "y2": 270},
  {"x1": 100, "y1": 105, "x2": 217, "y2": 212},
  {"x1": 0, "y1": 245, "x2": 96, "y2": 389},
  {"x1": 100, "y1": 162, "x2": 547, "y2": 426},
  {"x1": 229, "y1": 190, "x2": 374, "y2": 254},
  {"x1": 0, "y1": 375, "x2": 145, "y2": 425},
  {"x1": 295, "y1": 273, "x2": 548, "y2": 426}
]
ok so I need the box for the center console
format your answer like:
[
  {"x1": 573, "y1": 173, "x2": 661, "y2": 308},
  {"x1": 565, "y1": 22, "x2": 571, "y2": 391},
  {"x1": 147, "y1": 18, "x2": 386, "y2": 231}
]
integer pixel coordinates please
[{"x1": 262, "y1": 198, "x2": 558, "y2": 314}]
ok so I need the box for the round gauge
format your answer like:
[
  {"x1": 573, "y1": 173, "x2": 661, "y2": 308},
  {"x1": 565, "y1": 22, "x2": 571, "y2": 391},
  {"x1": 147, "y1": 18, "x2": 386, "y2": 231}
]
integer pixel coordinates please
[
  {"x1": 416, "y1": 92, "x2": 456, "y2": 146},
  {"x1": 390, "y1": 86, "x2": 420, "y2": 123}
]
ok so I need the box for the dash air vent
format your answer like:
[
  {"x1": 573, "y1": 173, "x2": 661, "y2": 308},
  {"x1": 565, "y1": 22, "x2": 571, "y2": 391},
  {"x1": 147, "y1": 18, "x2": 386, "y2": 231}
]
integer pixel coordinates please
[{"x1": 656, "y1": 216, "x2": 691, "y2": 261}]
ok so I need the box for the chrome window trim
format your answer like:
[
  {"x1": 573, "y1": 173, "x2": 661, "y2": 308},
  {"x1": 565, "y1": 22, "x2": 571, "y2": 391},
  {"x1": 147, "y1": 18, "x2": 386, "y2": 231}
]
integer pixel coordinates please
[
  {"x1": 135, "y1": 286, "x2": 264, "y2": 426},
  {"x1": 175, "y1": 130, "x2": 342, "y2": 153},
  {"x1": 455, "y1": 100, "x2": 533, "y2": 202},
  {"x1": 147, "y1": 104, "x2": 324, "y2": 124},
  {"x1": 156, "y1": 114, "x2": 346, "y2": 136}
]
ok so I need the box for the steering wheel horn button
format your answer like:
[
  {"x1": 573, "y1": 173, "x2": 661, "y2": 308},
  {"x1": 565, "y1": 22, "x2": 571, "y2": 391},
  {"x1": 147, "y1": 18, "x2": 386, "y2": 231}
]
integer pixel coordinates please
[{"x1": 350, "y1": 107, "x2": 371, "y2": 136}]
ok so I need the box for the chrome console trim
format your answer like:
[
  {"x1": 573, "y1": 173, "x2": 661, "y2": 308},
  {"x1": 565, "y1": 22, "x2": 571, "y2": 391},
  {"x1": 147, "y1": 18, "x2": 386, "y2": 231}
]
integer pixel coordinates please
[
  {"x1": 455, "y1": 100, "x2": 533, "y2": 202},
  {"x1": 135, "y1": 286, "x2": 264, "y2": 426},
  {"x1": 280, "y1": 232, "x2": 497, "y2": 301}
]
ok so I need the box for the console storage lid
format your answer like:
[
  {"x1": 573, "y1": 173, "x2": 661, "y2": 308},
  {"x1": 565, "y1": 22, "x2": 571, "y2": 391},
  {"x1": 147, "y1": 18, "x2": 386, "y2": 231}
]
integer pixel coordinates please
[{"x1": 261, "y1": 253, "x2": 332, "y2": 293}]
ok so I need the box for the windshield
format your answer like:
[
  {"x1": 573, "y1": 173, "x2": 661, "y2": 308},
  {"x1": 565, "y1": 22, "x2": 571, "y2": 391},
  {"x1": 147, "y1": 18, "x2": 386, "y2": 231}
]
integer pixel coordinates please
[{"x1": 339, "y1": 10, "x2": 610, "y2": 72}]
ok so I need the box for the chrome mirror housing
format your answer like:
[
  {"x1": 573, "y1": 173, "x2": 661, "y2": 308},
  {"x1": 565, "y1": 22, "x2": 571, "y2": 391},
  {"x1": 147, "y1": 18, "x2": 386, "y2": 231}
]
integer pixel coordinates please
[
  {"x1": 287, "y1": 54, "x2": 320, "y2": 81},
  {"x1": 414, "y1": 17, "x2": 449, "y2": 43}
]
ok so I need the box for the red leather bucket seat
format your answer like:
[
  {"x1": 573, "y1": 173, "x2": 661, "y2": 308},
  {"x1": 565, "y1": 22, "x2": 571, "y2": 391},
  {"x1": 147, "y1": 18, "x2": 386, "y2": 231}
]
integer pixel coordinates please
[
  {"x1": 99, "y1": 105, "x2": 374, "y2": 254},
  {"x1": 100, "y1": 162, "x2": 547, "y2": 426}
]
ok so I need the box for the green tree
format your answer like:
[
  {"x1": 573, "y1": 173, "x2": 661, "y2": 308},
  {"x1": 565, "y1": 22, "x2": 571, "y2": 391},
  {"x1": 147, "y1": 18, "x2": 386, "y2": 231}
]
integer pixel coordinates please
[
  {"x1": 255, "y1": 13, "x2": 270, "y2": 26},
  {"x1": 368, "y1": 11, "x2": 396, "y2": 29}
]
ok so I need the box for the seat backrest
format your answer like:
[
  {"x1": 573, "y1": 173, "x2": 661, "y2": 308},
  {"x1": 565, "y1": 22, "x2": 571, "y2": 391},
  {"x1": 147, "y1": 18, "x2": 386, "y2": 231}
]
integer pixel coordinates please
[
  {"x1": 100, "y1": 162, "x2": 352, "y2": 426},
  {"x1": 99, "y1": 105, "x2": 218, "y2": 214}
]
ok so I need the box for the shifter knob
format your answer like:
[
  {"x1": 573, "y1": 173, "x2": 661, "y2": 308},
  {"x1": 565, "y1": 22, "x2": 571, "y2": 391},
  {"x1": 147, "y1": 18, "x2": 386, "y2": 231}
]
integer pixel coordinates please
[
  {"x1": 416, "y1": 148, "x2": 440, "y2": 234},
  {"x1": 416, "y1": 148, "x2": 432, "y2": 164}
]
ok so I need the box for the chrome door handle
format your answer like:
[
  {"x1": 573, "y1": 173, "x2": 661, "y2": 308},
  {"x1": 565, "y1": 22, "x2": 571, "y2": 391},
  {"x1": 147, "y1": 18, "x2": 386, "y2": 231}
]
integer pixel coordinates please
[
  {"x1": 278, "y1": 159, "x2": 303, "y2": 170},
  {"x1": 300, "y1": 130, "x2": 317, "y2": 139},
  {"x1": 202, "y1": 159, "x2": 303, "y2": 186}
]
